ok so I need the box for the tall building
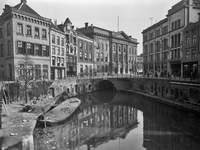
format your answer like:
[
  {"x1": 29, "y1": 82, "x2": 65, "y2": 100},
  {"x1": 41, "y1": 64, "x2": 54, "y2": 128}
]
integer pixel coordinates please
[
  {"x1": 50, "y1": 22, "x2": 66, "y2": 80},
  {"x1": 76, "y1": 31, "x2": 94, "y2": 77},
  {"x1": 142, "y1": 0, "x2": 200, "y2": 77},
  {"x1": 58, "y1": 18, "x2": 77, "y2": 77},
  {"x1": 0, "y1": 0, "x2": 51, "y2": 81},
  {"x1": 182, "y1": 21, "x2": 199, "y2": 78},
  {"x1": 77, "y1": 23, "x2": 138, "y2": 75}
]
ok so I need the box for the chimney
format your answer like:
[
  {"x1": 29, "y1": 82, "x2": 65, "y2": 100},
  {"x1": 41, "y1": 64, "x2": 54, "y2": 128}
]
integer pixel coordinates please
[
  {"x1": 129, "y1": 36, "x2": 132, "y2": 38},
  {"x1": 91, "y1": 24, "x2": 93, "y2": 27},
  {"x1": 21, "y1": 0, "x2": 27, "y2": 4},
  {"x1": 85, "y1": 22, "x2": 88, "y2": 28},
  {"x1": 3, "y1": 4, "x2": 10, "y2": 12},
  {"x1": 72, "y1": 26, "x2": 74, "y2": 30},
  {"x1": 54, "y1": 19, "x2": 57, "y2": 26}
]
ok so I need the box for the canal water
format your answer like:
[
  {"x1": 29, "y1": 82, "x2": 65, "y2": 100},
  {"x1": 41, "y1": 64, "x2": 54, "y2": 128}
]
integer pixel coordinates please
[{"x1": 34, "y1": 91, "x2": 200, "y2": 150}]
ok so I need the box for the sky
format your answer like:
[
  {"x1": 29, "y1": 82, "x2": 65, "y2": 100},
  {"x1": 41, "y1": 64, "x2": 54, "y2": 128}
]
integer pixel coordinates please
[{"x1": 0, "y1": 0, "x2": 181, "y2": 55}]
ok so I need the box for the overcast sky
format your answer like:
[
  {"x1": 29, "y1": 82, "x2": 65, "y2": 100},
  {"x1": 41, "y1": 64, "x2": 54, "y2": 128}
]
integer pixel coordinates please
[{"x1": 1, "y1": 0, "x2": 181, "y2": 54}]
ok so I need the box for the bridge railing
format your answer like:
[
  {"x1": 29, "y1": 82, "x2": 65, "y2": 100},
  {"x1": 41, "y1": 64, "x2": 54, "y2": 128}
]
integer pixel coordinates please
[{"x1": 75, "y1": 74, "x2": 200, "y2": 83}]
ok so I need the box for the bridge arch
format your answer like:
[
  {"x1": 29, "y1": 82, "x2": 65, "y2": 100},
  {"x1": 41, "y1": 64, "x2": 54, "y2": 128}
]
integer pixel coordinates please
[{"x1": 95, "y1": 80, "x2": 117, "y2": 91}]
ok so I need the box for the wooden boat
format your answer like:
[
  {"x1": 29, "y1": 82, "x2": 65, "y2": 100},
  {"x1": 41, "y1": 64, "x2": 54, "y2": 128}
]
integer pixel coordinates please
[{"x1": 37, "y1": 97, "x2": 81, "y2": 127}]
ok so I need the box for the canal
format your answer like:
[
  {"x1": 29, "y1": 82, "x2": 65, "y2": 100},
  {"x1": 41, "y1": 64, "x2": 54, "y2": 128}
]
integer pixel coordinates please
[{"x1": 34, "y1": 90, "x2": 200, "y2": 150}]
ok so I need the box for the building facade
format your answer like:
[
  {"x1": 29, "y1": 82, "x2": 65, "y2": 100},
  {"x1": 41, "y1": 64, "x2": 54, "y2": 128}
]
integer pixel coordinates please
[
  {"x1": 77, "y1": 23, "x2": 138, "y2": 75},
  {"x1": 0, "y1": 0, "x2": 51, "y2": 81},
  {"x1": 77, "y1": 31, "x2": 94, "y2": 77},
  {"x1": 50, "y1": 22, "x2": 66, "y2": 80},
  {"x1": 182, "y1": 22, "x2": 199, "y2": 79},
  {"x1": 142, "y1": 0, "x2": 200, "y2": 77},
  {"x1": 58, "y1": 18, "x2": 77, "y2": 77},
  {"x1": 136, "y1": 54, "x2": 143, "y2": 75}
]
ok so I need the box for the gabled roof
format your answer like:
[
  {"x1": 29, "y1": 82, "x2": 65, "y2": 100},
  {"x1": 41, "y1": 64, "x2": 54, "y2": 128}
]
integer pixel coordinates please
[
  {"x1": 12, "y1": 2, "x2": 46, "y2": 21},
  {"x1": 112, "y1": 31, "x2": 130, "y2": 40},
  {"x1": 50, "y1": 22, "x2": 63, "y2": 33},
  {"x1": 64, "y1": 18, "x2": 72, "y2": 24},
  {"x1": 76, "y1": 30, "x2": 93, "y2": 41}
]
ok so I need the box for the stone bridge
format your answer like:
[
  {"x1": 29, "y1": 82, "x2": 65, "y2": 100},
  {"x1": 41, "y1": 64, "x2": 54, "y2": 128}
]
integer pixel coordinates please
[{"x1": 49, "y1": 75, "x2": 200, "y2": 104}]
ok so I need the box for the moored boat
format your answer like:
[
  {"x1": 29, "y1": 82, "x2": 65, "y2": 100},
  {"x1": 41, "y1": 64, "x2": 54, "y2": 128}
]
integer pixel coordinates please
[{"x1": 37, "y1": 97, "x2": 81, "y2": 127}]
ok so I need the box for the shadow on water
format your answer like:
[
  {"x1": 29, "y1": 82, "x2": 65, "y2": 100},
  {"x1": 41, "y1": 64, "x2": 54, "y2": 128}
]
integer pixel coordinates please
[
  {"x1": 92, "y1": 89, "x2": 116, "y2": 103},
  {"x1": 34, "y1": 91, "x2": 200, "y2": 150}
]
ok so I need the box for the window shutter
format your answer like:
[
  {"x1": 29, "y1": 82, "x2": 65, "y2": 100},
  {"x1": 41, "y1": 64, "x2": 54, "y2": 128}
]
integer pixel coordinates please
[
  {"x1": 46, "y1": 45, "x2": 49, "y2": 56},
  {"x1": 40, "y1": 44, "x2": 42, "y2": 56},
  {"x1": 31, "y1": 43, "x2": 34, "y2": 55},
  {"x1": 22, "y1": 42, "x2": 26, "y2": 54}
]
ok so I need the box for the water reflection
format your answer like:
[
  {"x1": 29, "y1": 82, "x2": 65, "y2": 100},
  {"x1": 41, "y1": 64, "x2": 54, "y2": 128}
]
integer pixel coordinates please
[{"x1": 34, "y1": 91, "x2": 200, "y2": 150}]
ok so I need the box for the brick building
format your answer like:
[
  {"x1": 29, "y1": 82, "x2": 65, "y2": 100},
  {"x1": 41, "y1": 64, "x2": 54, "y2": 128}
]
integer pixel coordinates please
[
  {"x1": 142, "y1": 0, "x2": 200, "y2": 77},
  {"x1": 77, "y1": 23, "x2": 138, "y2": 75},
  {"x1": 0, "y1": 0, "x2": 51, "y2": 81}
]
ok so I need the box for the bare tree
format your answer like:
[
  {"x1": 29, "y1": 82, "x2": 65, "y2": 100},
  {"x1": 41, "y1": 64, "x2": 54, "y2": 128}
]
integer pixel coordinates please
[{"x1": 15, "y1": 54, "x2": 35, "y2": 104}]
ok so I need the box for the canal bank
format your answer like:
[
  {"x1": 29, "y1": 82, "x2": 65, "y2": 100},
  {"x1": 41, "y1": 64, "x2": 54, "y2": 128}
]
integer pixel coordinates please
[{"x1": 122, "y1": 89, "x2": 200, "y2": 115}]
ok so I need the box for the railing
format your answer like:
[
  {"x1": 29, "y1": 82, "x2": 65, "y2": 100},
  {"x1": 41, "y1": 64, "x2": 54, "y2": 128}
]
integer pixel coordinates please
[
  {"x1": 183, "y1": 100, "x2": 200, "y2": 112},
  {"x1": 74, "y1": 74, "x2": 200, "y2": 83}
]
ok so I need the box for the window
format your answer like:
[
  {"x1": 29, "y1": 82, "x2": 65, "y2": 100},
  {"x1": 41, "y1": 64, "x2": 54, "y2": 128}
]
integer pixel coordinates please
[
  {"x1": 7, "y1": 41, "x2": 11, "y2": 56},
  {"x1": 52, "y1": 46, "x2": 55, "y2": 54},
  {"x1": 35, "y1": 27, "x2": 39, "y2": 37},
  {"x1": 57, "y1": 47, "x2": 60, "y2": 55},
  {"x1": 61, "y1": 38, "x2": 64, "y2": 46},
  {"x1": 26, "y1": 25, "x2": 31, "y2": 36},
  {"x1": 105, "y1": 54, "x2": 108, "y2": 62},
  {"x1": 84, "y1": 42, "x2": 87, "y2": 50},
  {"x1": 35, "y1": 44, "x2": 40, "y2": 55},
  {"x1": 105, "y1": 44, "x2": 108, "y2": 50},
  {"x1": 79, "y1": 41, "x2": 82, "y2": 48},
  {"x1": 26, "y1": 42, "x2": 32, "y2": 54},
  {"x1": 61, "y1": 48, "x2": 64, "y2": 56},
  {"x1": 57, "y1": 36, "x2": 60, "y2": 45},
  {"x1": 52, "y1": 56, "x2": 56, "y2": 65},
  {"x1": 43, "y1": 65, "x2": 48, "y2": 79},
  {"x1": 192, "y1": 35, "x2": 196, "y2": 45},
  {"x1": 118, "y1": 46, "x2": 121, "y2": 52},
  {"x1": 0, "y1": 44, "x2": 3, "y2": 57},
  {"x1": 27, "y1": 64, "x2": 33, "y2": 78},
  {"x1": 89, "y1": 44, "x2": 92, "y2": 51},
  {"x1": 192, "y1": 49, "x2": 196, "y2": 60},
  {"x1": 85, "y1": 52, "x2": 87, "y2": 60},
  {"x1": 52, "y1": 35, "x2": 55, "y2": 44},
  {"x1": 113, "y1": 54, "x2": 116, "y2": 62},
  {"x1": 17, "y1": 41, "x2": 24, "y2": 54},
  {"x1": 186, "y1": 37, "x2": 190, "y2": 46},
  {"x1": 0, "y1": 28, "x2": 3, "y2": 38},
  {"x1": 19, "y1": 64, "x2": 24, "y2": 77},
  {"x1": 101, "y1": 53, "x2": 103, "y2": 61},
  {"x1": 178, "y1": 19, "x2": 181, "y2": 28},
  {"x1": 172, "y1": 22, "x2": 174, "y2": 31},
  {"x1": 61, "y1": 58, "x2": 64, "y2": 66},
  {"x1": 7, "y1": 23, "x2": 10, "y2": 36},
  {"x1": 57, "y1": 57, "x2": 60, "y2": 66},
  {"x1": 42, "y1": 45, "x2": 47, "y2": 56},
  {"x1": 113, "y1": 45, "x2": 116, "y2": 51},
  {"x1": 17, "y1": 23, "x2": 23, "y2": 34},
  {"x1": 80, "y1": 51, "x2": 82, "y2": 60},
  {"x1": 186, "y1": 50, "x2": 189, "y2": 60},
  {"x1": 35, "y1": 65, "x2": 41, "y2": 79},
  {"x1": 42, "y1": 29, "x2": 47, "y2": 39},
  {"x1": 89, "y1": 53, "x2": 92, "y2": 60}
]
